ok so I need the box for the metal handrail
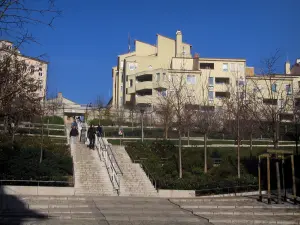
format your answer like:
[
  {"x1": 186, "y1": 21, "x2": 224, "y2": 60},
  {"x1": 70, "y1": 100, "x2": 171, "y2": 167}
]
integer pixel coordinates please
[
  {"x1": 126, "y1": 149, "x2": 157, "y2": 190},
  {"x1": 135, "y1": 161, "x2": 157, "y2": 190},
  {"x1": 100, "y1": 136, "x2": 123, "y2": 175},
  {"x1": 93, "y1": 134, "x2": 123, "y2": 193}
]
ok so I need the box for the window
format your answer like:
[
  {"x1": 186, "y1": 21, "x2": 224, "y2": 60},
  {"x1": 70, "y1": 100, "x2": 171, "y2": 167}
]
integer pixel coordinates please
[
  {"x1": 130, "y1": 79, "x2": 133, "y2": 87},
  {"x1": 238, "y1": 64, "x2": 245, "y2": 74},
  {"x1": 215, "y1": 92, "x2": 230, "y2": 98},
  {"x1": 39, "y1": 67, "x2": 42, "y2": 71},
  {"x1": 120, "y1": 85, "x2": 123, "y2": 90},
  {"x1": 271, "y1": 83, "x2": 277, "y2": 92},
  {"x1": 208, "y1": 77, "x2": 214, "y2": 86},
  {"x1": 187, "y1": 75, "x2": 196, "y2": 84},
  {"x1": 222, "y1": 63, "x2": 228, "y2": 72},
  {"x1": 158, "y1": 90, "x2": 167, "y2": 97},
  {"x1": 30, "y1": 66, "x2": 35, "y2": 74},
  {"x1": 156, "y1": 73, "x2": 160, "y2": 82},
  {"x1": 286, "y1": 84, "x2": 292, "y2": 95},
  {"x1": 39, "y1": 72, "x2": 43, "y2": 76},
  {"x1": 263, "y1": 98, "x2": 277, "y2": 105},
  {"x1": 208, "y1": 91, "x2": 214, "y2": 100},
  {"x1": 200, "y1": 63, "x2": 214, "y2": 69},
  {"x1": 215, "y1": 77, "x2": 230, "y2": 84},
  {"x1": 162, "y1": 73, "x2": 166, "y2": 81},
  {"x1": 230, "y1": 63, "x2": 237, "y2": 72}
]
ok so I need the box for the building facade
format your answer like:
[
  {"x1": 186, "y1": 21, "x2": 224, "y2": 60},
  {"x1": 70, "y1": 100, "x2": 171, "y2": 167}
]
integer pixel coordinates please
[
  {"x1": 111, "y1": 31, "x2": 300, "y2": 121},
  {"x1": 111, "y1": 31, "x2": 254, "y2": 109},
  {"x1": 0, "y1": 40, "x2": 48, "y2": 99}
]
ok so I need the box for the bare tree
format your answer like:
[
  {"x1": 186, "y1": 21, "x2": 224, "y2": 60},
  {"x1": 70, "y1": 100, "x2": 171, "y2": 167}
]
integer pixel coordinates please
[
  {"x1": 155, "y1": 88, "x2": 175, "y2": 139},
  {"x1": 246, "y1": 50, "x2": 292, "y2": 149},
  {"x1": 0, "y1": 0, "x2": 61, "y2": 45},
  {"x1": 93, "y1": 96, "x2": 105, "y2": 124},
  {"x1": 168, "y1": 72, "x2": 196, "y2": 178},
  {"x1": 0, "y1": 52, "x2": 42, "y2": 140},
  {"x1": 221, "y1": 62, "x2": 247, "y2": 178}
]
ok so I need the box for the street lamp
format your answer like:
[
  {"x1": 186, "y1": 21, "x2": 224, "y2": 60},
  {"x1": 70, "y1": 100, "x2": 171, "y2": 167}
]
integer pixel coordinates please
[
  {"x1": 85, "y1": 102, "x2": 92, "y2": 123},
  {"x1": 140, "y1": 108, "x2": 145, "y2": 142},
  {"x1": 138, "y1": 104, "x2": 149, "y2": 143}
]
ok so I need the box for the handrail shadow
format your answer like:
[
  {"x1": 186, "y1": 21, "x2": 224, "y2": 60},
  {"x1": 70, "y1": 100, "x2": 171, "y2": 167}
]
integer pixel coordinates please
[{"x1": 0, "y1": 185, "x2": 48, "y2": 224}]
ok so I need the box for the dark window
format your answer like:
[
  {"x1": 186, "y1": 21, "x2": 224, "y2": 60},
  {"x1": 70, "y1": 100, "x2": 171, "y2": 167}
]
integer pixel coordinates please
[
  {"x1": 215, "y1": 77, "x2": 230, "y2": 84},
  {"x1": 200, "y1": 63, "x2": 214, "y2": 70},
  {"x1": 215, "y1": 92, "x2": 230, "y2": 98},
  {"x1": 263, "y1": 98, "x2": 277, "y2": 105},
  {"x1": 200, "y1": 106, "x2": 215, "y2": 111}
]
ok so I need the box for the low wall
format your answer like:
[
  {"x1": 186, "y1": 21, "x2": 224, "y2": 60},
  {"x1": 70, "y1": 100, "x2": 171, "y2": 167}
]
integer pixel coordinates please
[
  {"x1": 1, "y1": 186, "x2": 75, "y2": 196},
  {"x1": 197, "y1": 190, "x2": 267, "y2": 198},
  {"x1": 158, "y1": 189, "x2": 195, "y2": 198}
]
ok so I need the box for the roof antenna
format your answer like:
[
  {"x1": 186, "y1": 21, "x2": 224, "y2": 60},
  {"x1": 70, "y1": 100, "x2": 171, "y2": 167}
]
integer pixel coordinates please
[{"x1": 128, "y1": 33, "x2": 131, "y2": 53}]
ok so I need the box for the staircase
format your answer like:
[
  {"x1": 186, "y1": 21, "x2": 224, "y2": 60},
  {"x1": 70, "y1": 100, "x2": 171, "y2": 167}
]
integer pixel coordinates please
[
  {"x1": 0, "y1": 195, "x2": 210, "y2": 224},
  {"x1": 71, "y1": 141, "x2": 117, "y2": 196},
  {"x1": 110, "y1": 145, "x2": 158, "y2": 197},
  {"x1": 170, "y1": 196, "x2": 300, "y2": 224}
]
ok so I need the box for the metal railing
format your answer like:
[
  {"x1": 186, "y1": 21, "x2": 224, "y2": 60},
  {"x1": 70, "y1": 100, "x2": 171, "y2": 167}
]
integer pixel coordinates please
[
  {"x1": 133, "y1": 159, "x2": 157, "y2": 190},
  {"x1": 195, "y1": 184, "x2": 259, "y2": 196},
  {"x1": 125, "y1": 149, "x2": 158, "y2": 190},
  {"x1": 93, "y1": 134, "x2": 123, "y2": 194}
]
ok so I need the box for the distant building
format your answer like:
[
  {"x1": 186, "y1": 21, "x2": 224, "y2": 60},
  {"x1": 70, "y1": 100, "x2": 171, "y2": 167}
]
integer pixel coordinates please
[{"x1": 0, "y1": 40, "x2": 48, "y2": 99}]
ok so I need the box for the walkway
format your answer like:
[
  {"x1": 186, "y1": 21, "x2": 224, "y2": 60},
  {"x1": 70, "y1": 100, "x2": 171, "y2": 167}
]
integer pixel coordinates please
[
  {"x1": 0, "y1": 195, "x2": 210, "y2": 225},
  {"x1": 71, "y1": 140, "x2": 117, "y2": 196}
]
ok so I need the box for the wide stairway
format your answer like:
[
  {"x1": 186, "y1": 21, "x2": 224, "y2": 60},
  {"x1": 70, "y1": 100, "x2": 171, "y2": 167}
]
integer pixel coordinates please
[
  {"x1": 110, "y1": 145, "x2": 158, "y2": 197},
  {"x1": 0, "y1": 195, "x2": 210, "y2": 224},
  {"x1": 71, "y1": 141, "x2": 117, "y2": 196},
  {"x1": 171, "y1": 196, "x2": 300, "y2": 224}
]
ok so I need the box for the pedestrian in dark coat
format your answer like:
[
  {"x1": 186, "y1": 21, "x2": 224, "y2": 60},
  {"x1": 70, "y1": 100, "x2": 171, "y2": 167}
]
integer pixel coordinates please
[
  {"x1": 69, "y1": 126, "x2": 78, "y2": 144},
  {"x1": 87, "y1": 124, "x2": 96, "y2": 149}
]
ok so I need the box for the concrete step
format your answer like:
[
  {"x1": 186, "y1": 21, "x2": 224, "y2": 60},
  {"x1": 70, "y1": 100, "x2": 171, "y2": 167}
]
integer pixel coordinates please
[{"x1": 205, "y1": 214, "x2": 300, "y2": 224}]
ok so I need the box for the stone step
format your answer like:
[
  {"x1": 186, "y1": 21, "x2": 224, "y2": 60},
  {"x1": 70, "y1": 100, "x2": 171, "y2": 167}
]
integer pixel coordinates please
[
  {"x1": 193, "y1": 207, "x2": 300, "y2": 216},
  {"x1": 205, "y1": 214, "x2": 300, "y2": 224}
]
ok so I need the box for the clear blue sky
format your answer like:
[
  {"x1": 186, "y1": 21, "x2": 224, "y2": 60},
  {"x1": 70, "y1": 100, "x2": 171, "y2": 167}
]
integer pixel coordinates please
[{"x1": 19, "y1": 0, "x2": 300, "y2": 104}]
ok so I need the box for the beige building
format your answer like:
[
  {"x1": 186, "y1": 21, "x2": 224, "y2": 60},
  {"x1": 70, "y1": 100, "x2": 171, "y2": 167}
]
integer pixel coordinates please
[
  {"x1": 111, "y1": 31, "x2": 300, "y2": 121},
  {"x1": 0, "y1": 40, "x2": 48, "y2": 99},
  {"x1": 111, "y1": 31, "x2": 253, "y2": 109}
]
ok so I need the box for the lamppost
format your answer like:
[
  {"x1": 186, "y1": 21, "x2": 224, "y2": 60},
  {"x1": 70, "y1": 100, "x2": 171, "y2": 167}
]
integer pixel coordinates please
[
  {"x1": 85, "y1": 102, "x2": 92, "y2": 123},
  {"x1": 140, "y1": 108, "x2": 145, "y2": 143}
]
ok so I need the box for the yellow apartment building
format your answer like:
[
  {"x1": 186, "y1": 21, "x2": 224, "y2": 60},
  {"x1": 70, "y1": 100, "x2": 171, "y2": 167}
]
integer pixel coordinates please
[
  {"x1": 0, "y1": 40, "x2": 48, "y2": 99},
  {"x1": 112, "y1": 31, "x2": 253, "y2": 109},
  {"x1": 111, "y1": 31, "x2": 300, "y2": 120}
]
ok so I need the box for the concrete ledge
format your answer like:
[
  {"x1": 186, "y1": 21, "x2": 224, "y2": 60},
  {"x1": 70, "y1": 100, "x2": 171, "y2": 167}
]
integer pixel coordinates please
[
  {"x1": 158, "y1": 189, "x2": 195, "y2": 198},
  {"x1": 197, "y1": 191, "x2": 267, "y2": 198},
  {"x1": 1, "y1": 186, "x2": 75, "y2": 196}
]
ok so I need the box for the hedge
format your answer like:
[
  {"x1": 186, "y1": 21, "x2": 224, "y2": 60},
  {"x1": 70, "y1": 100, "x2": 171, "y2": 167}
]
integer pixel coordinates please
[{"x1": 0, "y1": 135, "x2": 73, "y2": 185}]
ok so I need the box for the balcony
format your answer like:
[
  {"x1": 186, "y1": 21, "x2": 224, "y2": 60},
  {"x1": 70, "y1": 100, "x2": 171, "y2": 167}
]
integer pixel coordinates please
[
  {"x1": 135, "y1": 95, "x2": 153, "y2": 104},
  {"x1": 214, "y1": 83, "x2": 230, "y2": 92},
  {"x1": 153, "y1": 80, "x2": 168, "y2": 89},
  {"x1": 127, "y1": 86, "x2": 135, "y2": 94},
  {"x1": 136, "y1": 81, "x2": 152, "y2": 91}
]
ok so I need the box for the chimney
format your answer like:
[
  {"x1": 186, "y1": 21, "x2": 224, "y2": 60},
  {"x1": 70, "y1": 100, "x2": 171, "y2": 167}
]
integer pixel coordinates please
[
  {"x1": 176, "y1": 30, "x2": 182, "y2": 57},
  {"x1": 57, "y1": 92, "x2": 63, "y2": 100},
  {"x1": 193, "y1": 53, "x2": 200, "y2": 70},
  {"x1": 285, "y1": 61, "x2": 291, "y2": 74}
]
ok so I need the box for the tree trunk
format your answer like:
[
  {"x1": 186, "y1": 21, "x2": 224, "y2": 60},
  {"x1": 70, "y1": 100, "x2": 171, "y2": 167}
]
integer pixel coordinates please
[
  {"x1": 274, "y1": 119, "x2": 279, "y2": 149},
  {"x1": 178, "y1": 131, "x2": 182, "y2": 178},
  {"x1": 204, "y1": 133, "x2": 207, "y2": 173},
  {"x1": 237, "y1": 114, "x2": 241, "y2": 178},
  {"x1": 250, "y1": 132, "x2": 253, "y2": 157},
  {"x1": 276, "y1": 160, "x2": 281, "y2": 204},
  {"x1": 164, "y1": 123, "x2": 168, "y2": 139},
  {"x1": 187, "y1": 129, "x2": 190, "y2": 146}
]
